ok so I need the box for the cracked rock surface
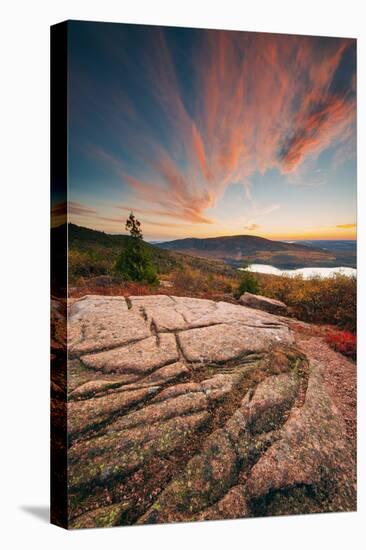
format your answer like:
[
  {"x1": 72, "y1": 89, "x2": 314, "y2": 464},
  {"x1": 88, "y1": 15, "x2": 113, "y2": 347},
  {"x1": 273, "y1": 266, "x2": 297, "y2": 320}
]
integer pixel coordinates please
[{"x1": 57, "y1": 295, "x2": 355, "y2": 528}]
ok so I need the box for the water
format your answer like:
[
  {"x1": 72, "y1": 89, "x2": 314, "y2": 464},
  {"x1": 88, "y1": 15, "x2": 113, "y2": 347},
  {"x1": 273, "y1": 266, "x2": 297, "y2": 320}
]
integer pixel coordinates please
[{"x1": 241, "y1": 264, "x2": 356, "y2": 279}]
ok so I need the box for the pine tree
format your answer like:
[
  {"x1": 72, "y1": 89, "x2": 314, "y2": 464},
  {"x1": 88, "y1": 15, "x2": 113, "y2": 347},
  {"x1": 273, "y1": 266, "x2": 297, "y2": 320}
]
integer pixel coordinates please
[
  {"x1": 115, "y1": 212, "x2": 158, "y2": 285},
  {"x1": 125, "y1": 211, "x2": 143, "y2": 239}
]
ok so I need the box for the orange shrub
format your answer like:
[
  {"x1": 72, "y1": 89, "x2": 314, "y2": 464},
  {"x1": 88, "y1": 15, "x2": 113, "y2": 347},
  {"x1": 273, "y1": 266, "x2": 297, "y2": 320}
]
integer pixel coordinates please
[
  {"x1": 171, "y1": 268, "x2": 233, "y2": 297},
  {"x1": 258, "y1": 273, "x2": 356, "y2": 332}
]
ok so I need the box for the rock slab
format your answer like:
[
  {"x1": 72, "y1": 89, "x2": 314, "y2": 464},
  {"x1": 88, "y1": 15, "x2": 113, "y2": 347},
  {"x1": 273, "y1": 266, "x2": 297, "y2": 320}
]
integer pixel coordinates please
[
  {"x1": 61, "y1": 294, "x2": 355, "y2": 528},
  {"x1": 240, "y1": 292, "x2": 288, "y2": 315}
]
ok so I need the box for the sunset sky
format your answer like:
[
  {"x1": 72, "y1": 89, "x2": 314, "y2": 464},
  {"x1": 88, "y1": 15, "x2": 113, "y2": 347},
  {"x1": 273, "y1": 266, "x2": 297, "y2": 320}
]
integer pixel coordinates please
[{"x1": 66, "y1": 21, "x2": 356, "y2": 241}]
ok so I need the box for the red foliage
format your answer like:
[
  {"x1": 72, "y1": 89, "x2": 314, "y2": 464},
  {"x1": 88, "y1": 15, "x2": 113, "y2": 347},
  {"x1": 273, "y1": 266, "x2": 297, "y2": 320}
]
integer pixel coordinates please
[{"x1": 325, "y1": 330, "x2": 356, "y2": 360}]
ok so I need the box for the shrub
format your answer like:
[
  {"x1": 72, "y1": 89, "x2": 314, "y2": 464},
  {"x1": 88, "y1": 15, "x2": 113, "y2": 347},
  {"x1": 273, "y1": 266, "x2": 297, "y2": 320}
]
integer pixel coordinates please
[
  {"x1": 68, "y1": 249, "x2": 111, "y2": 280},
  {"x1": 234, "y1": 270, "x2": 260, "y2": 299},
  {"x1": 114, "y1": 238, "x2": 159, "y2": 285},
  {"x1": 258, "y1": 273, "x2": 356, "y2": 332},
  {"x1": 172, "y1": 269, "x2": 208, "y2": 294},
  {"x1": 325, "y1": 330, "x2": 356, "y2": 360},
  {"x1": 171, "y1": 268, "x2": 234, "y2": 297},
  {"x1": 114, "y1": 212, "x2": 159, "y2": 285}
]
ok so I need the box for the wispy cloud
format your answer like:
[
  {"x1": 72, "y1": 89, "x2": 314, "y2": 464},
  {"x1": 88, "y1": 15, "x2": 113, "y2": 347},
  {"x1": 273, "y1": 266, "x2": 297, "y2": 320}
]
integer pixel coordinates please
[
  {"x1": 197, "y1": 33, "x2": 355, "y2": 177},
  {"x1": 336, "y1": 223, "x2": 356, "y2": 229},
  {"x1": 76, "y1": 28, "x2": 355, "y2": 228},
  {"x1": 92, "y1": 147, "x2": 215, "y2": 224},
  {"x1": 51, "y1": 201, "x2": 66, "y2": 217},
  {"x1": 244, "y1": 223, "x2": 260, "y2": 231},
  {"x1": 69, "y1": 201, "x2": 97, "y2": 217},
  {"x1": 96, "y1": 214, "x2": 179, "y2": 229}
]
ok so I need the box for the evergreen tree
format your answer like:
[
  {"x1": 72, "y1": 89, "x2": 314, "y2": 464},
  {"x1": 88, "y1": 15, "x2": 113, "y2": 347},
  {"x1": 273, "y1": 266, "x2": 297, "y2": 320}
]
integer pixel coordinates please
[
  {"x1": 125, "y1": 211, "x2": 143, "y2": 239},
  {"x1": 115, "y1": 212, "x2": 158, "y2": 285}
]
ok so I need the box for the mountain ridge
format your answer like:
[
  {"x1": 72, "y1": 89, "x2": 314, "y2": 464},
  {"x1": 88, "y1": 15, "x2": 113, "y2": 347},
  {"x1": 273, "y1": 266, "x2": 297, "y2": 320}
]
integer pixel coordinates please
[
  {"x1": 54, "y1": 224, "x2": 355, "y2": 274},
  {"x1": 157, "y1": 234, "x2": 338, "y2": 268}
]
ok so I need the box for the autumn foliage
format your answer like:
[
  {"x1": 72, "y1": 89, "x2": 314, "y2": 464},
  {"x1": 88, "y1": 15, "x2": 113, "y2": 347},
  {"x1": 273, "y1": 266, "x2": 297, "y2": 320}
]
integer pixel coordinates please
[
  {"x1": 325, "y1": 330, "x2": 357, "y2": 360},
  {"x1": 67, "y1": 223, "x2": 356, "y2": 335},
  {"x1": 257, "y1": 272, "x2": 356, "y2": 332},
  {"x1": 171, "y1": 268, "x2": 233, "y2": 297}
]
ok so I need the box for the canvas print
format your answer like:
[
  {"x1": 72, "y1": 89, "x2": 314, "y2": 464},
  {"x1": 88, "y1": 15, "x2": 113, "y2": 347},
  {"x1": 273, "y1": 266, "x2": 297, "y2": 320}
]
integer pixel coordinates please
[{"x1": 51, "y1": 20, "x2": 357, "y2": 529}]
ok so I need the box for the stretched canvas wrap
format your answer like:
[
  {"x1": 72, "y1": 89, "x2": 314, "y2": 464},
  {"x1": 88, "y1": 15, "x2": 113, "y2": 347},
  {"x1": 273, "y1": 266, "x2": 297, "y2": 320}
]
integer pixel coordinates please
[{"x1": 51, "y1": 20, "x2": 357, "y2": 529}]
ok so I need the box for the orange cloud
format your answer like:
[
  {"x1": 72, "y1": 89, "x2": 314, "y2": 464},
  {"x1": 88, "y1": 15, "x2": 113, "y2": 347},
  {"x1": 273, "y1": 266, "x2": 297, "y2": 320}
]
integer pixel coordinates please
[
  {"x1": 244, "y1": 223, "x2": 260, "y2": 231},
  {"x1": 93, "y1": 147, "x2": 215, "y2": 225},
  {"x1": 68, "y1": 201, "x2": 97, "y2": 216},
  {"x1": 53, "y1": 201, "x2": 98, "y2": 226},
  {"x1": 85, "y1": 31, "x2": 355, "y2": 227},
  {"x1": 196, "y1": 32, "x2": 355, "y2": 178},
  {"x1": 279, "y1": 96, "x2": 355, "y2": 172},
  {"x1": 336, "y1": 223, "x2": 356, "y2": 229}
]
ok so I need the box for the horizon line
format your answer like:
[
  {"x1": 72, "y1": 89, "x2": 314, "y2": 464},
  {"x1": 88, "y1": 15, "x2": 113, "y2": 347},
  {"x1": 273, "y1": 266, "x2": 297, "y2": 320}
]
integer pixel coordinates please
[{"x1": 53, "y1": 222, "x2": 357, "y2": 242}]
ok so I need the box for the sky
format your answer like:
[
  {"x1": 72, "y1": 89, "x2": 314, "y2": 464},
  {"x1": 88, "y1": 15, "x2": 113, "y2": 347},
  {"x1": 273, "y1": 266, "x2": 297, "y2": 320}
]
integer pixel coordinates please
[{"x1": 65, "y1": 21, "x2": 357, "y2": 241}]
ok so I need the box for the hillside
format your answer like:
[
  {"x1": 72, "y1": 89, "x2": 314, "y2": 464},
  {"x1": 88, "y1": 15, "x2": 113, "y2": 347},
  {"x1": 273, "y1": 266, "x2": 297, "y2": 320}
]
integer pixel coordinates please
[
  {"x1": 297, "y1": 240, "x2": 356, "y2": 268},
  {"x1": 65, "y1": 224, "x2": 237, "y2": 282},
  {"x1": 158, "y1": 234, "x2": 338, "y2": 268}
]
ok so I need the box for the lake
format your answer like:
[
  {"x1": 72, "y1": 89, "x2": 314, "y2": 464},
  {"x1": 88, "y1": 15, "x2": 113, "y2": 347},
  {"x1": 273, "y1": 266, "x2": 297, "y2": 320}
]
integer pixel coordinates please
[{"x1": 241, "y1": 264, "x2": 357, "y2": 279}]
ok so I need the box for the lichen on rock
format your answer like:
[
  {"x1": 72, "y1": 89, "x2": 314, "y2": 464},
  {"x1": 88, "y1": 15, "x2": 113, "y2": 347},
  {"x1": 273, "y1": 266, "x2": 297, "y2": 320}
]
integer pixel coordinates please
[{"x1": 64, "y1": 294, "x2": 356, "y2": 527}]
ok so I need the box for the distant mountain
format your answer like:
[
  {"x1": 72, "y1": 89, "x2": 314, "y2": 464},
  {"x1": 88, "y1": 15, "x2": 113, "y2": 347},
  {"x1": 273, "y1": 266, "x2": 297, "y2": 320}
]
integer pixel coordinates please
[
  {"x1": 157, "y1": 234, "x2": 340, "y2": 269},
  {"x1": 296, "y1": 240, "x2": 356, "y2": 268}
]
